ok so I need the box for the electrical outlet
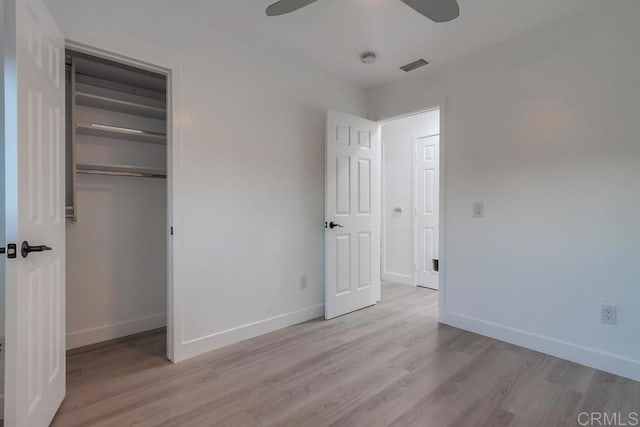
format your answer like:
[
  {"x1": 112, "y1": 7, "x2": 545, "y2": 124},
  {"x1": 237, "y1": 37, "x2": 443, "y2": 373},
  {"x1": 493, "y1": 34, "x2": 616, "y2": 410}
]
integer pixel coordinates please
[
  {"x1": 473, "y1": 202, "x2": 484, "y2": 218},
  {"x1": 0, "y1": 336, "x2": 5, "y2": 360},
  {"x1": 601, "y1": 305, "x2": 617, "y2": 325},
  {"x1": 300, "y1": 276, "x2": 308, "y2": 290}
]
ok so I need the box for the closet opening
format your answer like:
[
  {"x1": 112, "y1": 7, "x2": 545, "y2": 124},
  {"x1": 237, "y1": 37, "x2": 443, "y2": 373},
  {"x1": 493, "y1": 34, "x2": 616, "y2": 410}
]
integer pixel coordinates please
[{"x1": 64, "y1": 48, "x2": 172, "y2": 361}]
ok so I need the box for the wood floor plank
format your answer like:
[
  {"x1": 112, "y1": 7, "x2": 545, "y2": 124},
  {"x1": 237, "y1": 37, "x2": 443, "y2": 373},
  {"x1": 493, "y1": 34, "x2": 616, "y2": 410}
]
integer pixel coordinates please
[{"x1": 51, "y1": 282, "x2": 639, "y2": 427}]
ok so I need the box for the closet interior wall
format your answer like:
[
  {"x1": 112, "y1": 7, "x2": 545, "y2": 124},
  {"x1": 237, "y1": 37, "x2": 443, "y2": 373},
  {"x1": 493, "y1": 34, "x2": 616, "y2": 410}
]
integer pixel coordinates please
[{"x1": 65, "y1": 51, "x2": 167, "y2": 349}]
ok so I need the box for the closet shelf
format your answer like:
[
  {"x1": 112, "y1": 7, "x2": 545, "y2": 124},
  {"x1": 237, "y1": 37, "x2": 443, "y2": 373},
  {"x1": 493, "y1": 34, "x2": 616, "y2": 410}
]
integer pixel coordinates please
[
  {"x1": 76, "y1": 91, "x2": 166, "y2": 120},
  {"x1": 76, "y1": 124, "x2": 166, "y2": 144},
  {"x1": 76, "y1": 163, "x2": 167, "y2": 179}
]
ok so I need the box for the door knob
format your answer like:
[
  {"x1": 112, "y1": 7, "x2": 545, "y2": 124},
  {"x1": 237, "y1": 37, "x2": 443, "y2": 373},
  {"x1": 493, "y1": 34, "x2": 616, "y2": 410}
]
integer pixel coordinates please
[
  {"x1": 21, "y1": 241, "x2": 53, "y2": 258},
  {"x1": 329, "y1": 221, "x2": 343, "y2": 229}
]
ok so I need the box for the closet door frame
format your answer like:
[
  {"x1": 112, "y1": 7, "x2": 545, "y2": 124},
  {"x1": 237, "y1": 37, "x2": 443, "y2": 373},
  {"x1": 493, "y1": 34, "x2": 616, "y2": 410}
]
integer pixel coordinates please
[{"x1": 65, "y1": 40, "x2": 180, "y2": 362}]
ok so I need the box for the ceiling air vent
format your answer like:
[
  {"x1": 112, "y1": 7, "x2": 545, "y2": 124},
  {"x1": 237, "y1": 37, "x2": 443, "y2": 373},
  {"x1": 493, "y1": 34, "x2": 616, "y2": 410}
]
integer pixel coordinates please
[{"x1": 400, "y1": 59, "x2": 429, "y2": 72}]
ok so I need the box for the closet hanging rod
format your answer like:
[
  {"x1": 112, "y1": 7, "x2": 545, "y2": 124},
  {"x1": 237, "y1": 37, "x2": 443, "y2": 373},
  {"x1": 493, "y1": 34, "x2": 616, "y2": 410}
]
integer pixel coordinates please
[
  {"x1": 76, "y1": 124, "x2": 166, "y2": 144},
  {"x1": 76, "y1": 163, "x2": 167, "y2": 179},
  {"x1": 77, "y1": 169, "x2": 166, "y2": 179}
]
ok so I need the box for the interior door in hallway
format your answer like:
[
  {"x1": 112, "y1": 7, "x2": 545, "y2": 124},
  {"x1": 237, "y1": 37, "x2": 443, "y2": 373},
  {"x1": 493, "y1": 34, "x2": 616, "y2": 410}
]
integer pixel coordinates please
[{"x1": 415, "y1": 135, "x2": 440, "y2": 289}]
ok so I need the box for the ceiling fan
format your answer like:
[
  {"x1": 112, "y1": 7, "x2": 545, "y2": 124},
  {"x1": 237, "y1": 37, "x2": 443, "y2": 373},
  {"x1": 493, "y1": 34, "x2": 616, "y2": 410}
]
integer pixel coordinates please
[{"x1": 266, "y1": 0, "x2": 460, "y2": 23}]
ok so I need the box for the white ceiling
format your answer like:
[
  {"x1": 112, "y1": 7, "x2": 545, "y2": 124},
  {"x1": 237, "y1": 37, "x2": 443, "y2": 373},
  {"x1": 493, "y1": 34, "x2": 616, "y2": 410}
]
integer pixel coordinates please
[
  {"x1": 187, "y1": 0, "x2": 604, "y2": 88},
  {"x1": 48, "y1": 0, "x2": 604, "y2": 89}
]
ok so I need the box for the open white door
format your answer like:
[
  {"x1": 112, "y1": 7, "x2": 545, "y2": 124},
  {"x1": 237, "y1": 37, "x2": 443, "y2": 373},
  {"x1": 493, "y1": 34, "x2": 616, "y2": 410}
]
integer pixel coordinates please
[
  {"x1": 3, "y1": 0, "x2": 66, "y2": 425},
  {"x1": 325, "y1": 109, "x2": 381, "y2": 319},
  {"x1": 415, "y1": 135, "x2": 440, "y2": 289}
]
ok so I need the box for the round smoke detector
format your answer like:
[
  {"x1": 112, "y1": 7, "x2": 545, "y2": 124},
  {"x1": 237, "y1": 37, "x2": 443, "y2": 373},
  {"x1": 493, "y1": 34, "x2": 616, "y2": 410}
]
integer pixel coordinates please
[{"x1": 360, "y1": 52, "x2": 377, "y2": 65}]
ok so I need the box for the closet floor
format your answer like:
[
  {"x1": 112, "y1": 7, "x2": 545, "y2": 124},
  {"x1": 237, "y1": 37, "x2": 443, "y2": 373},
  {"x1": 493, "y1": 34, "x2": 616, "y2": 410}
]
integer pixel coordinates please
[{"x1": 51, "y1": 282, "x2": 639, "y2": 426}]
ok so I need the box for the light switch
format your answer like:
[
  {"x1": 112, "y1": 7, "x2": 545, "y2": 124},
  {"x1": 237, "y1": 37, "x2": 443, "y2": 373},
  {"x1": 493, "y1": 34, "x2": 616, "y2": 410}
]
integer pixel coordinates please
[{"x1": 473, "y1": 202, "x2": 484, "y2": 218}]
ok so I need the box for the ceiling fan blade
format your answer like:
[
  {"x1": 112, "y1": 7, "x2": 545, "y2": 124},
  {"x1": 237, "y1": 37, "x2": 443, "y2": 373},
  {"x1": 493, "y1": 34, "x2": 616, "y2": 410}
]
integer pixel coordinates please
[
  {"x1": 400, "y1": 0, "x2": 460, "y2": 22},
  {"x1": 266, "y1": 0, "x2": 321, "y2": 16}
]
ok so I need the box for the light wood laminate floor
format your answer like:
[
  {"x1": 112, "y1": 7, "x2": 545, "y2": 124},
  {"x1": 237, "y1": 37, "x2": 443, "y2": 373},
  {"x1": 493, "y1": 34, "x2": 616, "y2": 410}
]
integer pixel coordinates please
[{"x1": 52, "y1": 282, "x2": 639, "y2": 426}]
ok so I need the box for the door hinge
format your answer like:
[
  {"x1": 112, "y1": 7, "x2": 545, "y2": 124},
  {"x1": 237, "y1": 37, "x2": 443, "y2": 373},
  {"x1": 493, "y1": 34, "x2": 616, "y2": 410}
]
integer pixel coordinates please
[
  {"x1": 170, "y1": 226, "x2": 174, "y2": 236},
  {"x1": 433, "y1": 259, "x2": 439, "y2": 272}
]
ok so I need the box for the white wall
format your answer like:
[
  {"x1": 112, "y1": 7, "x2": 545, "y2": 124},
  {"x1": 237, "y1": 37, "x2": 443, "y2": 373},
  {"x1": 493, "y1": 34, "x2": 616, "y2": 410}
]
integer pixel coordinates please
[
  {"x1": 44, "y1": 0, "x2": 367, "y2": 360},
  {"x1": 368, "y1": 1, "x2": 640, "y2": 380},
  {"x1": 66, "y1": 103, "x2": 167, "y2": 349},
  {"x1": 381, "y1": 110, "x2": 439, "y2": 285}
]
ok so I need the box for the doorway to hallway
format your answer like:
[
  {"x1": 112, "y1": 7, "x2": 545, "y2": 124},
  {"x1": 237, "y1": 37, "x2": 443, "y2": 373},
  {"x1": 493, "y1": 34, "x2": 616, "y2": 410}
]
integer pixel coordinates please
[{"x1": 381, "y1": 109, "x2": 441, "y2": 290}]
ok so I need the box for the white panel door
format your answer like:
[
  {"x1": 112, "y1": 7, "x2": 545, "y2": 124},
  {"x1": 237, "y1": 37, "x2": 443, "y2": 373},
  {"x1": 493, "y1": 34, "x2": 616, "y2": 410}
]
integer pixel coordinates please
[
  {"x1": 415, "y1": 135, "x2": 440, "y2": 289},
  {"x1": 3, "y1": 0, "x2": 66, "y2": 425},
  {"x1": 325, "y1": 109, "x2": 381, "y2": 319}
]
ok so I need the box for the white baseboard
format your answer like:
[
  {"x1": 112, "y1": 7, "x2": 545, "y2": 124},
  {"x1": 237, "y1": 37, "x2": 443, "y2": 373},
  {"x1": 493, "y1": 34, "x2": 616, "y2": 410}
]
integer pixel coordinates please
[
  {"x1": 66, "y1": 313, "x2": 167, "y2": 350},
  {"x1": 182, "y1": 304, "x2": 324, "y2": 360},
  {"x1": 382, "y1": 271, "x2": 414, "y2": 286},
  {"x1": 441, "y1": 311, "x2": 640, "y2": 382}
]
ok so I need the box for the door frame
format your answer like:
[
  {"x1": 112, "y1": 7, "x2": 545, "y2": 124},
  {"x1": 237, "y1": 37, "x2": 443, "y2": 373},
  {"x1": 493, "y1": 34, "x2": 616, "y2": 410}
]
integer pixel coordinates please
[
  {"x1": 64, "y1": 40, "x2": 179, "y2": 362},
  {"x1": 378, "y1": 101, "x2": 446, "y2": 319}
]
